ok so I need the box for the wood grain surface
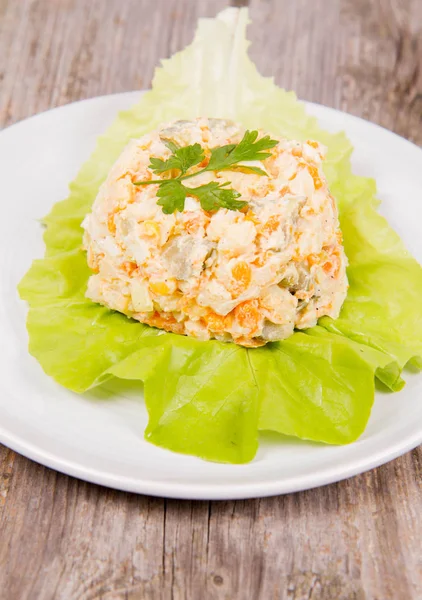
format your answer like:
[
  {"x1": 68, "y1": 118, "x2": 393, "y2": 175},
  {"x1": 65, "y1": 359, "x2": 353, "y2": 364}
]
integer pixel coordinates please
[{"x1": 0, "y1": 0, "x2": 421, "y2": 598}]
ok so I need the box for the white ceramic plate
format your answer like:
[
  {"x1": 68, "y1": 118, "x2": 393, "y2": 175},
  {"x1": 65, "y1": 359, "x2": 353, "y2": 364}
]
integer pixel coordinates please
[{"x1": 0, "y1": 92, "x2": 421, "y2": 500}]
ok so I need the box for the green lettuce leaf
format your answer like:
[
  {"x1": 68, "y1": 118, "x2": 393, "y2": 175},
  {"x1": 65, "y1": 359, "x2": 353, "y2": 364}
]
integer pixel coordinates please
[
  {"x1": 320, "y1": 180, "x2": 422, "y2": 381},
  {"x1": 112, "y1": 337, "x2": 260, "y2": 463},
  {"x1": 256, "y1": 329, "x2": 380, "y2": 443},
  {"x1": 18, "y1": 8, "x2": 422, "y2": 463}
]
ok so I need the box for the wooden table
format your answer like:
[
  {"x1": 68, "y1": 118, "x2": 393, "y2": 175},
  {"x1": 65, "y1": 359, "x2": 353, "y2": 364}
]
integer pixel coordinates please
[{"x1": 1, "y1": 1, "x2": 421, "y2": 598}]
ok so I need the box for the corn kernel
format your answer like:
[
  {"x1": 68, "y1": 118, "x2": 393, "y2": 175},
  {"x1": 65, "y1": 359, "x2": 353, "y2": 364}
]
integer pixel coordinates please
[
  {"x1": 150, "y1": 279, "x2": 177, "y2": 296},
  {"x1": 143, "y1": 221, "x2": 160, "y2": 237}
]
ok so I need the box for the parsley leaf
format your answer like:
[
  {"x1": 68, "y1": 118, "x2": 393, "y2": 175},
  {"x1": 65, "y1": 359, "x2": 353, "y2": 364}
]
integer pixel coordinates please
[
  {"x1": 149, "y1": 143, "x2": 204, "y2": 176},
  {"x1": 204, "y1": 144, "x2": 236, "y2": 172},
  {"x1": 149, "y1": 156, "x2": 183, "y2": 174},
  {"x1": 206, "y1": 130, "x2": 278, "y2": 172},
  {"x1": 134, "y1": 129, "x2": 279, "y2": 214},
  {"x1": 156, "y1": 180, "x2": 187, "y2": 214},
  {"x1": 156, "y1": 180, "x2": 247, "y2": 214},
  {"x1": 188, "y1": 182, "x2": 247, "y2": 212}
]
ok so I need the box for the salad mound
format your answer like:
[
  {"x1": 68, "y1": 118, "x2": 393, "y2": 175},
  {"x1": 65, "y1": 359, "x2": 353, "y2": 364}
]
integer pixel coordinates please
[
  {"x1": 82, "y1": 117, "x2": 348, "y2": 347},
  {"x1": 18, "y1": 8, "x2": 422, "y2": 464}
]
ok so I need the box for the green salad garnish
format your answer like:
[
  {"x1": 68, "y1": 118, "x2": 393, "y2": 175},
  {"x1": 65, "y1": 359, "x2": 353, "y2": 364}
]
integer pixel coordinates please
[{"x1": 134, "y1": 130, "x2": 278, "y2": 214}]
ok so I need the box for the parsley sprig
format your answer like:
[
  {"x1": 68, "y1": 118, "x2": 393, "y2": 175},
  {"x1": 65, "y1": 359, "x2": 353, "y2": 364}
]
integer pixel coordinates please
[{"x1": 134, "y1": 130, "x2": 278, "y2": 214}]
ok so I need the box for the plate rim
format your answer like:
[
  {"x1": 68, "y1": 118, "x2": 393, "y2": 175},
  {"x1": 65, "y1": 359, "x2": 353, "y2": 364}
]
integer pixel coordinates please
[
  {"x1": 0, "y1": 90, "x2": 421, "y2": 500},
  {"x1": 0, "y1": 417, "x2": 421, "y2": 500},
  {"x1": 3, "y1": 90, "x2": 422, "y2": 157}
]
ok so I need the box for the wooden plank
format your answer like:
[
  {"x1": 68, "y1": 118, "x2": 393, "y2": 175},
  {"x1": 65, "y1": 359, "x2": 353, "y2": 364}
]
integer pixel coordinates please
[
  {"x1": 0, "y1": 450, "x2": 420, "y2": 598},
  {"x1": 248, "y1": 0, "x2": 422, "y2": 144},
  {"x1": 0, "y1": 0, "x2": 421, "y2": 598},
  {"x1": 0, "y1": 0, "x2": 229, "y2": 128},
  {"x1": 0, "y1": 446, "x2": 15, "y2": 508}
]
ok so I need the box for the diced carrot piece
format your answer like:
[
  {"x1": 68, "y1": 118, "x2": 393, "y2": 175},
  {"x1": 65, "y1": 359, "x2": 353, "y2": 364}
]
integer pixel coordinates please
[
  {"x1": 204, "y1": 312, "x2": 233, "y2": 332},
  {"x1": 307, "y1": 254, "x2": 319, "y2": 267},
  {"x1": 244, "y1": 209, "x2": 259, "y2": 224},
  {"x1": 263, "y1": 215, "x2": 280, "y2": 234},
  {"x1": 121, "y1": 261, "x2": 138, "y2": 276},
  {"x1": 232, "y1": 261, "x2": 252, "y2": 294},
  {"x1": 198, "y1": 156, "x2": 210, "y2": 168},
  {"x1": 252, "y1": 253, "x2": 267, "y2": 267},
  {"x1": 143, "y1": 312, "x2": 185, "y2": 335},
  {"x1": 234, "y1": 300, "x2": 260, "y2": 333},
  {"x1": 185, "y1": 218, "x2": 201, "y2": 235},
  {"x1": 107, "y1": 214, "x2": 116, "y2": 234},
  {"x1": 307, "y1": 165, "x2": 323, "y2": 190},
  {"x1": 322, "y1": 247, "x2": 341, "y2": 277},
  {"x1": 233, "y1": 336, "x2": 266, "y2": 348}
]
